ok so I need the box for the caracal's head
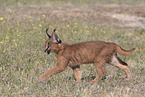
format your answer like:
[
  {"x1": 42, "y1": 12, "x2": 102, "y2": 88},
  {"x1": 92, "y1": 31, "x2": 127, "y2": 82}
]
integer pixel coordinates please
[{"x1": 44, "y1": 28, "x2": 62, "y2": 55}]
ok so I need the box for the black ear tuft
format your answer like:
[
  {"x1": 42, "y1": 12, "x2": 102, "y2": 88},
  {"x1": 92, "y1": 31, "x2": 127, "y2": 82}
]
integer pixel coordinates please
[
  {"x1": 53, "y1": 29, "x2": 56, "y2": 32},
  {"x1": 46, "y1": 28, "x2": 48, "y2": 32},
  {"x1": 46, "y1": 28, "x2": 51, "y2": 38}
]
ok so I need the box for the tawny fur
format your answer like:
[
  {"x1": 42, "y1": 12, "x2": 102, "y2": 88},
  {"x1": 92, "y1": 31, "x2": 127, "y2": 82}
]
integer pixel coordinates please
[{"x1": 39, "y1": 29, "x2": 135, "y2": 82}]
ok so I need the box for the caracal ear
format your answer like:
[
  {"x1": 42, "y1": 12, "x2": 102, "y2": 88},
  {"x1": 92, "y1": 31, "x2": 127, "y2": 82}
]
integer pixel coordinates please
[
  {"x1": 46, "y1": 28, "x2": 51, "y2": 38},
  {"x1": 51, "y1": 29, "x2": 62, "y2": 44}
]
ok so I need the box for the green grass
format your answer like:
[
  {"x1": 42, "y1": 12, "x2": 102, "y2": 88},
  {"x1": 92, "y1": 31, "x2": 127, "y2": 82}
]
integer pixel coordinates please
[{"x1": 0, "y1": 0, "x2": 145, "y2": 97}]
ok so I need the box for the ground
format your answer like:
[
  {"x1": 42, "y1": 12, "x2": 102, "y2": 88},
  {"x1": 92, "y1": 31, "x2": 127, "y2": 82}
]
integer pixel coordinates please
[{"x1": 0, "y1": 0, "x2": 145, "y2": 97}]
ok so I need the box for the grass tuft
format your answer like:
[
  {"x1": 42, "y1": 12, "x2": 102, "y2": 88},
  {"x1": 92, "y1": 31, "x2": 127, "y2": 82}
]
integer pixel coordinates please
[{"x1": 0, "y1": 0, "x2": 145, "y2": 96}]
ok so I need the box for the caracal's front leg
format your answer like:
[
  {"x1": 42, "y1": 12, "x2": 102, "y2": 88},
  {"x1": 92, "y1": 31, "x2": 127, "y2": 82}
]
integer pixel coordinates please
[
  {"x1": 71, "y1": 65, "x2": 81, "y2": 82},
  {"x1": 39, "y1": 56, "x2": 68, "y2": 81}
]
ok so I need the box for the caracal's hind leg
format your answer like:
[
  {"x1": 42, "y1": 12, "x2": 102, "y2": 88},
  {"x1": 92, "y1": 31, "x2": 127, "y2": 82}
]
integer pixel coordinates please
[
  {"x1": 110, "y1": 55, "x2": 131, "y2": 80},
  {"x1": 92, "y1": 59, "x2": 106, "y2": 83}
]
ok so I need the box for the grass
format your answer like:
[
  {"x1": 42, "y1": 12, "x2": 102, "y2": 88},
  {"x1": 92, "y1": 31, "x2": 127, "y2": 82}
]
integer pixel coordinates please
[{"x1": 0, "y1": 0, "x2": 145, "y2": 97}]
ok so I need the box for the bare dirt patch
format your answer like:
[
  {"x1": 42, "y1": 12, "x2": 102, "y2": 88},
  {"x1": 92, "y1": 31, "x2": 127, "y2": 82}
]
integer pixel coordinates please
[{"x1": 1, "y1": 4, "x2": 145, "y2": 29}]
